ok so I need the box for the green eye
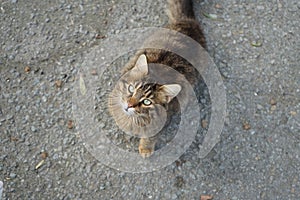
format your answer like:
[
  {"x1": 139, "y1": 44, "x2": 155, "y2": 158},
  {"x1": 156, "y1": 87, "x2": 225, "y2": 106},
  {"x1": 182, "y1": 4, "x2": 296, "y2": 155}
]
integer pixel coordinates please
[
  {"x1": 128, "y1": 84, "x2": 134, "y2": 93},
  {"x1": 143, "y1": 99, "x2": 152, "y2": 106}
]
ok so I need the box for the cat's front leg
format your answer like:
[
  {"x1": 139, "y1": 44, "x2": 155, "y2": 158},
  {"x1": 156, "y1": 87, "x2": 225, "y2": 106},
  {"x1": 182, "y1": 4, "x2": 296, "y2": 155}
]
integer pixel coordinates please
[{"x1": 138, "y1": 137, "x2": 156, "y2": 158}]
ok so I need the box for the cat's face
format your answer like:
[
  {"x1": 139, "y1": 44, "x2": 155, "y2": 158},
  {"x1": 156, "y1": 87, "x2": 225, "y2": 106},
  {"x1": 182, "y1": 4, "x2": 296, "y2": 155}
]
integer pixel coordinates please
[{"x1": 108, "y1": 54, "x2": 181, "y2": 136}]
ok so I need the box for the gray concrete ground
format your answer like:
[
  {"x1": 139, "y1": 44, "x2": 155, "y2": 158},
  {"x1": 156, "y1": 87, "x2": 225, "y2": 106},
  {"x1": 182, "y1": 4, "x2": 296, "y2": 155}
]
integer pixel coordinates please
[{"x1": 0, "y1": 0, "x2": 299, "y2": 199}]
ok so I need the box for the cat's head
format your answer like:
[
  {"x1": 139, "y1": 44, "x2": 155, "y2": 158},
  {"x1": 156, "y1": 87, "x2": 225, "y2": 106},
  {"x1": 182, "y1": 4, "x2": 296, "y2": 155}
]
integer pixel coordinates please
[{"x1": 108, "y1": 54, "x2": 181, "y2": 136}]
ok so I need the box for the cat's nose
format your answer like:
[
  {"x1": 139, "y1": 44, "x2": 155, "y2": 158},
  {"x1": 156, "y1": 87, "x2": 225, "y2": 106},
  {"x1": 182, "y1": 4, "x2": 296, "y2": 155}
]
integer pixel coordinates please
[
  {"x1": 127, "y1": 97, "x2": 137, "y2": 108},
  {"x1": 127, "y1": 102, "x2": 134, "y2": 108}
]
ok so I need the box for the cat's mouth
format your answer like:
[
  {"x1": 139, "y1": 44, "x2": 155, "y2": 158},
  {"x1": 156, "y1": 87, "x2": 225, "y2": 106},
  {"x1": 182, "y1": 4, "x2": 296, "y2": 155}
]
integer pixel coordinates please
[
  {"x1": 123, "y1": 105, "x2": 136, "y2": 115},
  {"x1": 125, "y1": 106, "x2": 134, "y2": 112}
]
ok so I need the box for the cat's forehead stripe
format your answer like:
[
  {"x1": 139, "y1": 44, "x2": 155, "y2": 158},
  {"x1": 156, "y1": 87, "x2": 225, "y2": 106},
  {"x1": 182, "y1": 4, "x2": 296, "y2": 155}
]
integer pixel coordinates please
[
  {"x1": 145, "y1": 93, "x2": 152, "y2": 99},
  {"x1": 144, "y1": 85, "x2": 152, "y2": 91},
  {"x1": 135, "y1": 82, "x2": 143, "y2": 89},
  {"x1": 147, "y1": 94, "x2": 154, "y2": 99}
]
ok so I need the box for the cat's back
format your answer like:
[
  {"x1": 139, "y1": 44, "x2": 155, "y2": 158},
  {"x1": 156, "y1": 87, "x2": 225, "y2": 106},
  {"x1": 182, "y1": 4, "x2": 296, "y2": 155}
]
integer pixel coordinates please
[{"x1": 123, "y1": 0, "x2": 205, "y2": 86}]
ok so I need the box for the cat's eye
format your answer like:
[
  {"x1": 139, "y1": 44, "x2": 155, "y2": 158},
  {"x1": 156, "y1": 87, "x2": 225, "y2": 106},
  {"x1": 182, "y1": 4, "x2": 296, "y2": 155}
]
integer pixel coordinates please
[
  {"x1": 128, "y1": 84, "x2": 134, "y2": 93},
  {"x1": 142, "y1": 99, "x2": 152, "y2": 106}
]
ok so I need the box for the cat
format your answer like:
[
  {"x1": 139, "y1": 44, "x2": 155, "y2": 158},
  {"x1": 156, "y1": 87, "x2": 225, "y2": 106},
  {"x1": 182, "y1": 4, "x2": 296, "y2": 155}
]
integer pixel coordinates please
[{"x1": 108, "y1": 0, "x2": 206, "y2": 158}]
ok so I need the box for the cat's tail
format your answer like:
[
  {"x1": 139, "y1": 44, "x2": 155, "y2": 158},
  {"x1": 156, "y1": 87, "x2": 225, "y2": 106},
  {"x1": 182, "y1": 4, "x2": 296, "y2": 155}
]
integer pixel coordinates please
[{"x1": 167, "y1": 0, "x2": 195, "y2": 22}]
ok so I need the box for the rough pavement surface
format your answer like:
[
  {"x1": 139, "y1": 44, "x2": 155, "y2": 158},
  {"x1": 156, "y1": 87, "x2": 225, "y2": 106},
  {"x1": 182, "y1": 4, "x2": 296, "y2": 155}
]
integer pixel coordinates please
[{"x1": 0, "y1": 0, "x2": 299, "y2": 199}]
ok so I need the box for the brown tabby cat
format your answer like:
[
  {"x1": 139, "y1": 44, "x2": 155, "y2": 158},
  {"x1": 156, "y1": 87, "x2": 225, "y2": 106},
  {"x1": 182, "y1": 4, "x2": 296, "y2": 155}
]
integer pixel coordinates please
[{"x1": 108, "y1": 0, "x2": 206, "y2": 158}]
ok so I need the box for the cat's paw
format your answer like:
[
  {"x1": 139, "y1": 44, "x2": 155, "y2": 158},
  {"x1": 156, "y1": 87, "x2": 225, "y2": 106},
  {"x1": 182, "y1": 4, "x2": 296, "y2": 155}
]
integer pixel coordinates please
[{"x1": 138, "y1": 145, "x2": 154, "y2": 158}]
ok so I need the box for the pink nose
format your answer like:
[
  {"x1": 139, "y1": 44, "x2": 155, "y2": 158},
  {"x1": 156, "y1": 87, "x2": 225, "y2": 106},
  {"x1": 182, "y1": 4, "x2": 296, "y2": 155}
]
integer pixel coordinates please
[
  {"x1": 127, "y1": 97, "x2": 137, "y2": 108},
  {"x1": 127, "y1": 102, "x2": 134, "y2": 108}
]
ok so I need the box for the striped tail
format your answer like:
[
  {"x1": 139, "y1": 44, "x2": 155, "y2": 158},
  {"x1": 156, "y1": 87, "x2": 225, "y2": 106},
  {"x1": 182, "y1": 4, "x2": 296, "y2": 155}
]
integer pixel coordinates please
[{"x1": 167, "y1": 0, "x2": 195, "y2": 22}]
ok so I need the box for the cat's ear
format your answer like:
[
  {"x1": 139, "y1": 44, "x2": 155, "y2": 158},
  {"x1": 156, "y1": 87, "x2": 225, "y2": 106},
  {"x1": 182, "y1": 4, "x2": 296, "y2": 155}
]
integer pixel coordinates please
[
  {"x1": 132, "y1": 54, "x2": 148, "y2": 75},
  {"x1": 159, "y1": 84, "x2": 182, "y2": 103}
]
